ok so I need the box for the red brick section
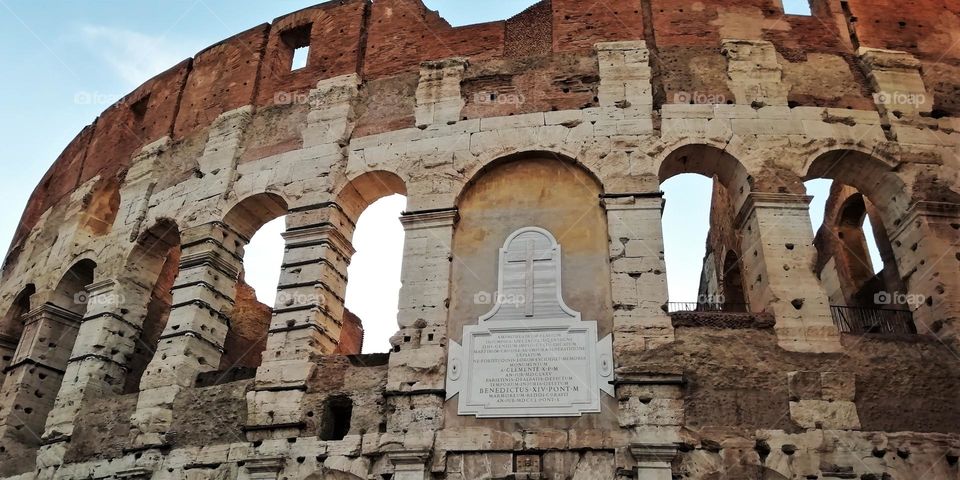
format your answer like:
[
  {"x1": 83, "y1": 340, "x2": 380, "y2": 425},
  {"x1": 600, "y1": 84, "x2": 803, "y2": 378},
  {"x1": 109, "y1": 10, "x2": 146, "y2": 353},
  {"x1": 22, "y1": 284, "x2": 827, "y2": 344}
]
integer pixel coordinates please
[
  {"x1": 505, "y1": 1, "x2": 552, "y2": 58},
  {"x1": 174, "y1": 24, "x2": 270, "y2": 139},
  {"x1": 334, "y1": 308, "x2": 365, "y2": 355},
  {"x1": 254, "y1": 0, "x2": 368, "y2": 106},
  {"x1": 552, "y1": 0, "x2": 644, "y2": 52},
  {"x1": 363, "y1": 0, "x2": 505, "y2": 78},
  {"x1": 846, "y1": 0, "x2": 960, "y2": 61},
  {"x1": 82, "y1": 60, "x2": 191, "y2": 184}
]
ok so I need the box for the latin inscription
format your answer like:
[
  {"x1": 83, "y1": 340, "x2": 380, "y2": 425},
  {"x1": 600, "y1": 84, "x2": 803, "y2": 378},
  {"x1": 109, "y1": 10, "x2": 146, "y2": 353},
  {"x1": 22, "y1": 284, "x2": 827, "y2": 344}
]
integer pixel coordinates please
[{"x1": 471, "y1": 330, "x2": 591, "y2": 408}]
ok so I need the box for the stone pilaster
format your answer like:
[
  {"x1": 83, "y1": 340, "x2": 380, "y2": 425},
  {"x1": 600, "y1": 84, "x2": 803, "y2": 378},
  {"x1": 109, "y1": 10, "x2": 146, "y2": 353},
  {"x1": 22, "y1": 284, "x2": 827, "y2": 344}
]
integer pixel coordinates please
[
  {"x1": 0, "y1": 304, "x2": 81, "y2": 469},
  {"x1": 596, "y1": 41, "x2": 653, "y2": 115},
  {"x1": 244, "y1": 457, "x2": 285, "y2": 480},
  {"x1": 721, "y1": 39, "x2": 789, "y2": 106},
  {"x1": 247, "y1": 203, "x2": 355, "y2": 438},
  {"x1": 629, "y1": 443, "x2": 678, "y2": 480},
  {"x1": 130, "y1": 222, "x2": 244, "y2": 448},
  {"x1": 415, "y1": 58, "x2": 468, "y2": 128},
  {"x1": 735, "y1": 193, "x2": 841, "y2": 353},
  {"x1": 40, "y1": 279, "x2": 149, "y2": 462},
  {"x1": 604, "y1": 194, "x2": 673, "y2": 355},
  {"x1": 888, "y1": 201, "x2": 960, "y2": 343},
  {"x1": 387, "y1": 208, "x2": 457, "y2": 393},
  {"x1": 858, "y1": 47, "x2": 932, "y2": 118},
  {"x1": 302, "y1": 74, "x2": 361, "y2": 147},
  {"x1": 387, "y1": 450, "x2": 431, "y2": 480}
]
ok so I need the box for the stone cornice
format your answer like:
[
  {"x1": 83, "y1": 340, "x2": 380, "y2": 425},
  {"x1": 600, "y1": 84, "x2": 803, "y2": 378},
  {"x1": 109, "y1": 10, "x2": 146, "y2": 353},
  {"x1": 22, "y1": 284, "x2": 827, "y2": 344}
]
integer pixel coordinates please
[{"x1": 400, "y1": 207, "x2": 459, "y2": 230}]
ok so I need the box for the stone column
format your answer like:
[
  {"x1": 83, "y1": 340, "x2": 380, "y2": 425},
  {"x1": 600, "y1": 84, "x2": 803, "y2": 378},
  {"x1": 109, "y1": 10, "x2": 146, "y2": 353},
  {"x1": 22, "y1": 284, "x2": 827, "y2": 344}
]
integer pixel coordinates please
[
  {"x1": 603, "y1": 194, "x2": 673, "y2": 355},
  {"x1": 247, "y1": 203, "x2": 354, "y2": 438},
  {"x1": 130, "y1": 222, "x2": 244, "y2": 448},
  {"x1": 888, "y1": 201, "x2": 960, "y2": 341},
  {"x1": 735, "y1": 193, "x2": 841, "y2": 353},
  {"x1": 39, "y1": 279, "x2": 149, "y2": 464},
  {"x1": 415, "y1": 58, "x2": 467, "y2": 128},
  {"x1": 244, "y1": 457, "x2": 285, "y2": 479},
  {"x1": 387, "y1": 208, "x2": 457, "y2": 393},
  {"x1": 629, "y1": 443, "x2": 678, "y2": 480},
  {"x1": 387, "y1": 451, "x2": 431, "y2": 480},
  {"x1": 0, "y1": 304, "x2": 81, "y2": 469}
]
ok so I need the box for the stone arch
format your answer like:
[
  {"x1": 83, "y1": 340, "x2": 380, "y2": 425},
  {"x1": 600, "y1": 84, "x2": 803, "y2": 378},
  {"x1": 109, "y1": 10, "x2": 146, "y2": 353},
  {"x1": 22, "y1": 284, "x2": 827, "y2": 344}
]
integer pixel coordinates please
[
  {"x1": 657, "y1": 143, "x2": 753, "y2": 203},
  {"x1": 456, "y1": 150, "x2": 605, "y2": 205},
  {"x1": 449, "y1": 153, "x2": 613, "y2": 349},
  {"x1": 122, "y1": 219, "x2": 182, "y2": 394},
  {"x1": 336, "y1": 170, "x2": 408, "y2": 226},
  {"x1": 51, "y1": 259, "x2": 98, "y2": 315},
  {"x1": 0, "y1": 285, "x2": 35, "y2": 373},
  {"x1": 658, "y1": 143, "x2": 753, "y2": 310},
  {"x1": 0, "y1": 259, "x2": 96, "y2": 458},
  {"x1": 805, "y1": 151, "x2": 913, "y2": 309},
  {"x1": 334, "y1": 170, "x2": 407, "y2": 353},
  {"x1": 78, "y1": 175, "x2": 122, "y2": 236},
  {"x1": 219, "y1": 192, "x2": 290, "y2": 370},
  {"x1": 803, "y1": 148, "x2": 908, "y2": 227},
  {"x1": 223, "y1": 192, "x2": 290, "y2": 241}
]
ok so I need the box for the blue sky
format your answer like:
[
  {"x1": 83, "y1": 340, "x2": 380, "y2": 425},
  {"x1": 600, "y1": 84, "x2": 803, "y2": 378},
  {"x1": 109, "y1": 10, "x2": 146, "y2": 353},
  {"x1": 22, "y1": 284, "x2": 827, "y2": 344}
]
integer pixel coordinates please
[{"x1": 1, "y1": 0, "x2": 862, "y2": 353}]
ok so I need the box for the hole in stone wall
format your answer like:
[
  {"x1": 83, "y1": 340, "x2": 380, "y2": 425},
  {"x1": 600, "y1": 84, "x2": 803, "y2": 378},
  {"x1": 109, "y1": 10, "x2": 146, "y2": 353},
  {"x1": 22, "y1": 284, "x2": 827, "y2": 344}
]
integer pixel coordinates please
[
  {"x1": 319, "y1": 396, "x2": 353, "y2": 441},
  {"x1": 344, "y1": 194, "x2": 407, "y2": 354}
]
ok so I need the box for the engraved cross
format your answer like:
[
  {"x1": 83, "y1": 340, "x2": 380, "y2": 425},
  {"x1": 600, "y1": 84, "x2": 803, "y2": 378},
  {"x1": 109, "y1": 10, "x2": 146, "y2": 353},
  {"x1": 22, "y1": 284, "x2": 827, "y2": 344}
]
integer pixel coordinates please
[{"x1": 505, "y1": 239, "x2": 552, "y2": 317}]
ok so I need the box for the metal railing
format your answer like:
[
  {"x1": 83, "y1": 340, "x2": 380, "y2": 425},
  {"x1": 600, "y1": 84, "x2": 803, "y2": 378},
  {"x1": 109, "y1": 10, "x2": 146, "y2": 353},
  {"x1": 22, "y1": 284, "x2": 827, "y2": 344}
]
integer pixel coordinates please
[
  {"x1": 667, "y1": 302, "x2": 749, "y2": 313},
  {"x1": 830, "y1": 305, "x2": 917, "y2": 335}
]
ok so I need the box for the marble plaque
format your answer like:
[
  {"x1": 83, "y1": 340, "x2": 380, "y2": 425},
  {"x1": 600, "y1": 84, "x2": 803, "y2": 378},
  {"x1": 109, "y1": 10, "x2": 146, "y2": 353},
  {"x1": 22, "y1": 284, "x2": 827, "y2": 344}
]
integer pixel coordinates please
[{"x1": 447, "y1": 227, "x2": 614, "y2": 418}]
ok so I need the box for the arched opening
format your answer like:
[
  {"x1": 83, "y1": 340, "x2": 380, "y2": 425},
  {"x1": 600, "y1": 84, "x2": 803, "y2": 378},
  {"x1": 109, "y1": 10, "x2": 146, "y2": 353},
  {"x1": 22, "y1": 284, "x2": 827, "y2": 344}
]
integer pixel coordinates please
[
  {"x1": 338, "y1": 171, "x2": 407, "y2": 355},
  {"x1": 450, "y1": 154, "x2": 612, "y2": 352},
  {"x1": 721, "y1": 250, "x2": 747, "y2": 312},
  {"x1": 0, "y1": 285, "x2": 35, "y2": 373},
  {"x1": 659, "y1": 144, "x2": 752, "y2": 313},
  {"x1": 122, "y1": 219, "x2": 181, "y2": 394},
  {"x1": 219, "y1": 193, "x2": 288, "y2": 372},
  {"x1": 343, "y1": 194, "x2": 406, "y2": 354},
  {"x1": 1, "y1": 260, "x2": 95, "y2": 453},
  {"x1": 805, "y1": 150, "x2": 914, "y2": 334},
  {"x1": 78, "y1": 175, "x2": 121, "y2": 236}
]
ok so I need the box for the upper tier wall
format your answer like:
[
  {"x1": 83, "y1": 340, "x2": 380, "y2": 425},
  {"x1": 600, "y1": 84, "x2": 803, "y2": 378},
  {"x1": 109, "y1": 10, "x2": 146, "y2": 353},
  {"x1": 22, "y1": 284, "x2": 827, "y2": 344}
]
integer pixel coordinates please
[{"x1": 8, "y1": 0, "x2": 960, "y2": 256}]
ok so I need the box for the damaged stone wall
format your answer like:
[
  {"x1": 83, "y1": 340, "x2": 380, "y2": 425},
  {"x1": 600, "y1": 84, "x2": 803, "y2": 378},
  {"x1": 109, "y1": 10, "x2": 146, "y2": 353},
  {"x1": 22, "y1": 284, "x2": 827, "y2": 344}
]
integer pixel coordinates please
[{"x1": 0, "y1": 0, "x2": 958, "y2": 478}]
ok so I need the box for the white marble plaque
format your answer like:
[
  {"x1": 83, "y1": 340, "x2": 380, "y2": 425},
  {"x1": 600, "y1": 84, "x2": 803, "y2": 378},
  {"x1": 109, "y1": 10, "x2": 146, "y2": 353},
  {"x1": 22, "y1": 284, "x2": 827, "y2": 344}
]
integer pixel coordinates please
[{"x1": 447, "y1": 227, "x2": 614, "y2": 418}]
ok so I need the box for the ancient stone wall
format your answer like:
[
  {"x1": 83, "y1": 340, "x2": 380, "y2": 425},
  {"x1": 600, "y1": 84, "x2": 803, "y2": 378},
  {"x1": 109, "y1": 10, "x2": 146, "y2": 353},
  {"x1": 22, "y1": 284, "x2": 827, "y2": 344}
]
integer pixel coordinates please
[{"x1": 0, "y1": 0, "x2": 958, "y2": 478}]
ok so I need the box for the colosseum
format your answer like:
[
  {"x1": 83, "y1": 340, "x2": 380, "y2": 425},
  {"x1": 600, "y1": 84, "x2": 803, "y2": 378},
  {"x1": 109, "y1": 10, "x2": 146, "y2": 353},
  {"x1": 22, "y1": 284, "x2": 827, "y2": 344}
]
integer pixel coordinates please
[{"x1": 1, "y1": 0, "x2": 959, "y2": 478}]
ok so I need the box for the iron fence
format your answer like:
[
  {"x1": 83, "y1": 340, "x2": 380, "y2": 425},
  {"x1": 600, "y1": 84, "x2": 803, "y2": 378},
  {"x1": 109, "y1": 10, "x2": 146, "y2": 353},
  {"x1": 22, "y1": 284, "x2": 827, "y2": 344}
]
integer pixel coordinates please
[
  {"x1": 667, "y1": 302, "x2": 749, "y2": 313},
  {"x1": 830, "y1": 305, "x2": 917, "y2": 335}
]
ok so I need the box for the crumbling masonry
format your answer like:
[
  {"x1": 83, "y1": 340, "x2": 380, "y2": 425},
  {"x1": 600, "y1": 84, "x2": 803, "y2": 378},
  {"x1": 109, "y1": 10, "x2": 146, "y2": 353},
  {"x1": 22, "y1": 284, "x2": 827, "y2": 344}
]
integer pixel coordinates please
[{"x1": 1, "y1": 0, "x2": 959, "y2": 478}]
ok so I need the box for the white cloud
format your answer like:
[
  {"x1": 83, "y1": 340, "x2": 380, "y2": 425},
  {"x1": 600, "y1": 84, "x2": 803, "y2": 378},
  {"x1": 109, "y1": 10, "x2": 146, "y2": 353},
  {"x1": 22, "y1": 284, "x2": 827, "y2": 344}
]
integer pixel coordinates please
[{"x1": 78, "y1": 25, "x2": 194, "y2": 87}]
